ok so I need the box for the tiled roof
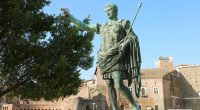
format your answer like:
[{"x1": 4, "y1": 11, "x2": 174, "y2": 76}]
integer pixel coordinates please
[{"x1": 141, "y1": 68, "x2": 169, "y2": 79}]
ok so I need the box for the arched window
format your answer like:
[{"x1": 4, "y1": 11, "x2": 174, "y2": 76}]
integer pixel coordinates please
[
  {"x1": 142, "y1": 88, "x2": 145, "y2": 95},
  {"x1": 141, "y1": 87, "x2": 146, "y2": 98}
]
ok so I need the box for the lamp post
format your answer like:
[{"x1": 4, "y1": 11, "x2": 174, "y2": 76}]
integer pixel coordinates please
[
  {"x1": 92, "y1": 103, "x2": 95, "y2": 110},
  {"x1": 96, "y1": 104, "x2": 98, "y2": 110}
]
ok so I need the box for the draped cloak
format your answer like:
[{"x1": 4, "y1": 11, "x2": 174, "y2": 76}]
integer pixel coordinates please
[{"x1": 98, "y1": 32, "x2": 141, "y2": 86}]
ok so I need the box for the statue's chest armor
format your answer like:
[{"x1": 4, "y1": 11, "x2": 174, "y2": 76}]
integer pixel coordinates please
[{"x1": 100, "y1": 22, "x2": 125, "y2": 50}]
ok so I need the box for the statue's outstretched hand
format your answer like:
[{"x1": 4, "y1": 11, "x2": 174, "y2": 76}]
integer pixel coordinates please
[
  {"x1": 83, "y1": 15, "x2": 91, "y2": 24},
  {"x1": 60, "y1": 8, "x2": 70, "y2": 18}
]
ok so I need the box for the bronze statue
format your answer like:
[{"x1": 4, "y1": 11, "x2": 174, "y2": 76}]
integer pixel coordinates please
[{"x1": 61, "y1": 3, "x2": 141, "y2": 110}]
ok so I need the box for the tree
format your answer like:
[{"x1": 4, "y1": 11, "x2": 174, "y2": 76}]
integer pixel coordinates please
[{"x1": 0, "y1": 0, "x2": 94, "y2": 100}]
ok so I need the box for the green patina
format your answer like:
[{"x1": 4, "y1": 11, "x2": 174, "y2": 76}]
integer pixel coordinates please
[{"x1": 61, "y1": 3, "x2": 142, "y2": 110}]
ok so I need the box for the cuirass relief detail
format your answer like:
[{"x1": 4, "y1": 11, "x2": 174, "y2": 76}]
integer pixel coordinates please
[{"x1": 100, "y1": 21, "x2": 125, "y2": 52}]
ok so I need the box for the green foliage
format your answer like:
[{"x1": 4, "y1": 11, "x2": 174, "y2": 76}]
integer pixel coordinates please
[{"x1": 0, "y1": 0, "x2": 94, "y2": 100}]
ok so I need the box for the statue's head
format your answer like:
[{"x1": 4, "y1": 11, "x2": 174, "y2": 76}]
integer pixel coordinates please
[{"x1": 104, "y1": 3, "x2": 118, "y2": 19}]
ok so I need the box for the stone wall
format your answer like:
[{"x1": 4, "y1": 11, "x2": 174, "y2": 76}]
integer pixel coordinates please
[
  {"x1": 176, "y1": 65, "x2": 200, "y2": 97},
  {"x1": 13, "y1": 103, "x2": 64, "y2": 110},
  {"x1": 163, "y1": 71, "x2": 183, "y2": 110},
  {"x1": 176, "y1": 65, "x2": 200, "y2": 110}
]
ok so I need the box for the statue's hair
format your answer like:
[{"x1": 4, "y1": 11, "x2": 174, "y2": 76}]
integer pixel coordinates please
[{"x1": 104, "y1": 3, "x2": 118, "y2": 13}]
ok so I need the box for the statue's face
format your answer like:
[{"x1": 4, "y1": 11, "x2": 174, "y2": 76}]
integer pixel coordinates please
[{"x1": 105, "y1": 7, "x2": 117, "y2": 20}]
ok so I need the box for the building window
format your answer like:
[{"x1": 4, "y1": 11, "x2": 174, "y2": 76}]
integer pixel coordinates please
[
  {"x1": 155, "y1": 105, "x2": 158, "y2": 110},
  {"x1": 141, "y1": 88, "x2": 145, "y2": 96},
  {"x1": 153, "y1": 87, "x2": 159, "y2": 94},
  {"x1": 139, "y1": 105, "x2": 141, "y2": 110},
  {"x1": 141, "y1": 87, "x2": 148, "y2": 98}
]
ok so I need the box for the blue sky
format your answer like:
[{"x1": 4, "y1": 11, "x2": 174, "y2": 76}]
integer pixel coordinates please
[{"x1": 44, "y1": 0, "x2": 200, "y2": 80}]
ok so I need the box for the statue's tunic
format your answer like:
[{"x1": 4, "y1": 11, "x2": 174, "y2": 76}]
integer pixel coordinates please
[{"x1": 97, "y1": 19, "x2": 141, "y2": 83}]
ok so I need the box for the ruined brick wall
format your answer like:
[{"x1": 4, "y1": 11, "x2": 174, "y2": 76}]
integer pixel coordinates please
[{"x1": 176, "y1": 65, "x2": 200, "y2": 110}]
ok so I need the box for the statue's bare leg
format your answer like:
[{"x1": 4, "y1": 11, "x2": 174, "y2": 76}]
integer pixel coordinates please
[
  {"x1": 113, "y1": 72, "x2": 139, "y2": 110},
  {"x1": 106, "y1": 79, "x2": 117, "y2": 110}
]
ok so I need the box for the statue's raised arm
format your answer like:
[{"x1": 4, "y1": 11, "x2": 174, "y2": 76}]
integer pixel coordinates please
[{"x1": 60, "y1": 8, "x2": 97, "y2": 32}]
